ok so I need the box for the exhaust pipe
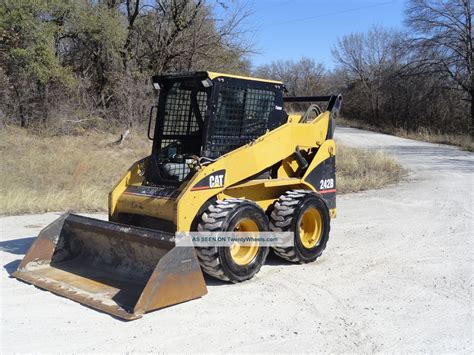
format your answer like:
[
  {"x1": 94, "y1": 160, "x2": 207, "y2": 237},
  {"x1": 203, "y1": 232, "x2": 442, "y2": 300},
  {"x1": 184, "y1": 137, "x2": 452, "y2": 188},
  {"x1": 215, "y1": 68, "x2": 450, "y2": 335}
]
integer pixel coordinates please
[{"x1": 13, "y1": 214, "x2": 207, "y2": 320}]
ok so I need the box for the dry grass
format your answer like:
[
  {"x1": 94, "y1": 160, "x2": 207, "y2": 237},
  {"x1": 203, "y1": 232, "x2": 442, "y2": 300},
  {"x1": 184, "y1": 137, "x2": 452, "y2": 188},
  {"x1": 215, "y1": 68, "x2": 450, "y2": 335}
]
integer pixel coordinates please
[
  {"x1": 0, "y1": 127, "x2": 151, "y2": 215},
  {"x1": 336, "y1": 145, "x2": 403, "y2": 194},
  {"x1": 0, "y1": 128, "x2": 402, "y2": 215},
  {"x1": 338, "y1": 117, "x2": 474, "y2": 152}
]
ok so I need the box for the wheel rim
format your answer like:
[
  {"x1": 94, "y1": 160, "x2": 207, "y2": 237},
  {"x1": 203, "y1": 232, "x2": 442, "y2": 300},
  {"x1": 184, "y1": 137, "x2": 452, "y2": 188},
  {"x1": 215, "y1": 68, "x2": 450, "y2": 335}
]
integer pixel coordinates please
[
  {"x1": 299, "y1": 207, "x2": 323, "y2": 248},
  {"x1": 230, "y1": 218, "x2": 259, "y2": 266}
]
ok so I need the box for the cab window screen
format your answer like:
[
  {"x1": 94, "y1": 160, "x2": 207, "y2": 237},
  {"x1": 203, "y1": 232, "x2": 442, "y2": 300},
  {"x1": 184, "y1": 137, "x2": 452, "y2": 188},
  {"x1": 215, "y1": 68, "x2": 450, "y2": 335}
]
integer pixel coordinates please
[
  {"x1": 161, "y1": 83, "x2": 206, "y2": 137},
  {"x1": 158, "y1": 83, "x2": 207, "y2": 159},
  {"x1": 151, "y1": 80, "x2": 208, "y2": 184},
  {"x1": 207, "y1": 85, "x2": 275, "y2": 158}
]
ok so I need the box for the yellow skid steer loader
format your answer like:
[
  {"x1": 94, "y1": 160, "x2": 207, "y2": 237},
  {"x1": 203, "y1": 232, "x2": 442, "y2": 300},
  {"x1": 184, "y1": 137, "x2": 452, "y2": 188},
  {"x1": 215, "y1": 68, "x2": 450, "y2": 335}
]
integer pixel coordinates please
[{"x1": 13, "y1": 72, "x2": 342, "y2": 320}]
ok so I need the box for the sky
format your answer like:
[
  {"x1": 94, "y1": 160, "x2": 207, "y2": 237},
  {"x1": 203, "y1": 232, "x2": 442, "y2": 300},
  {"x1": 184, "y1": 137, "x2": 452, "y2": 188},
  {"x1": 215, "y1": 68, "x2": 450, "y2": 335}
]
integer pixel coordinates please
[{"x1": 228, "y1": 0, "x2": 407, "y2": 69}]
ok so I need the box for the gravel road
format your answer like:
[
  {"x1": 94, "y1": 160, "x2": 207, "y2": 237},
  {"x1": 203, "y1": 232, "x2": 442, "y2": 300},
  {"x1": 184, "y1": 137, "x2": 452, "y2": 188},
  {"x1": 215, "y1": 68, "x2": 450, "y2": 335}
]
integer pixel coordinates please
[{"x1": 1, "y1": 127, "x2": 472, "y2": 353}]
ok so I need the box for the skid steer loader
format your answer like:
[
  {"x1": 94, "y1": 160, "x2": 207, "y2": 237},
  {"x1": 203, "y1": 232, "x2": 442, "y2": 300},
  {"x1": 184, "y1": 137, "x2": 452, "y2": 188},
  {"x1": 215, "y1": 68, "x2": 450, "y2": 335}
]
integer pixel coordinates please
[{"x1": 13, "y1": 71, "x2": 342, "y2": 320}]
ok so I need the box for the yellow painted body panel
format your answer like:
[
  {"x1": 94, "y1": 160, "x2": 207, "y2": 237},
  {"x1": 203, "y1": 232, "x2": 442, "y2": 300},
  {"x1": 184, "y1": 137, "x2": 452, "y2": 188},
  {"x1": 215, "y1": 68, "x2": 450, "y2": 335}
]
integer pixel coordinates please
[
  {"x1": 219, "y1": 178, "x2": 304, "y2": 212},
  {"x1": 109, "y1": 159, "x2": 145, "y2": 220},
  {"x1": 108, "y1": 157, "x2": 179, "y2": 223},
  {"x1": 207, "y1": 71, "x2": 283, "y2": 84},
  {"x1": 300, "y1": 139, "x2": 337, "y2": 219},
  {"x1": 287, "y1": 114, "x2": 302, "y2": 123},
  {"x1": 115, "y1": 192, "x2": 176, "y2": 221}
]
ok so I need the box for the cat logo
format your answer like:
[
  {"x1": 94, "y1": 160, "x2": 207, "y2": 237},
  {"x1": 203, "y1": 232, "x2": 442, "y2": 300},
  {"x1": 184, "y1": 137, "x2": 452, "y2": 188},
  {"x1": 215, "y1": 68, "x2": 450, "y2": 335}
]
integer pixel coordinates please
[
  {"x1": 191, "y1": 169, "x2": 226, "y2": 191},
  {"x1": 209, "y1": 174, "x2": 224, "y2": 188}
]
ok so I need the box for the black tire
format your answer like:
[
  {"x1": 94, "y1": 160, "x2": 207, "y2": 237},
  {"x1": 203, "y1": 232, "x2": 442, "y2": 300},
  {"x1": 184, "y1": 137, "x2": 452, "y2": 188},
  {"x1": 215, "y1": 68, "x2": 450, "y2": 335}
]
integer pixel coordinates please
[
  {"x1": 196, "y1": 199, "x2": 269, "y2": 283},
  {"x1": 270, "y1": 190, "x2": 330, "y2": 263}
]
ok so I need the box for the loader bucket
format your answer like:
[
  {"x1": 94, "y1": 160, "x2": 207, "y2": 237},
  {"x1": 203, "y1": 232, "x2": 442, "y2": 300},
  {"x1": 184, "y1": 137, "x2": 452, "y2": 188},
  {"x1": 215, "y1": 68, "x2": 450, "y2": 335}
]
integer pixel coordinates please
[{"x1": 12, "y1": 214, "x2": 207, "y2": 320}]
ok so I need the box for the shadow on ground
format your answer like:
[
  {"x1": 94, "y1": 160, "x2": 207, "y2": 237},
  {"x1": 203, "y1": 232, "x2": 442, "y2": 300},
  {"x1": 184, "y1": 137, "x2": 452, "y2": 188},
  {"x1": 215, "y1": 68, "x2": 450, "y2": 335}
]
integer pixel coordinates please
[
  {"x1": 1, "y1": 237, "x2": 36, "y2": 275},
  {"x1": 4, "y1": 260, "x2": 21, "y2": 275},
  {"x1": 265, "y1": 251, "x2": 292, "y2": 266},
  {"x1": 0, "y1": 237, "x2": 36, "y2": 255},
  {"x1": 203, "y1": 251, "x2": 291, "y2": 287}
]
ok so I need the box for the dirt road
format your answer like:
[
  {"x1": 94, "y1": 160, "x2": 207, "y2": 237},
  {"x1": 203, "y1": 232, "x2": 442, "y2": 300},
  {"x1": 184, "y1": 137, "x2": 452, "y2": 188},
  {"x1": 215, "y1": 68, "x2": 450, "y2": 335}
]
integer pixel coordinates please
[{"x1": 1, "y1": 127, "x2": 472, "y2": 352}]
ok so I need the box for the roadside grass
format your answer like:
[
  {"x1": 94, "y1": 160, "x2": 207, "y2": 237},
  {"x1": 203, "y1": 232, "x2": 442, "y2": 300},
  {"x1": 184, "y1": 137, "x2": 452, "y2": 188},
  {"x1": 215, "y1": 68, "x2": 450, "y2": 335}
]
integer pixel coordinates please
[
  {"x1": 337, "y1": 117, "x2": 473, "y2": 152},
  {"x1": 336, "y1": 145, "x2": 403, "y2": 193},
  {"x1": 0, "y1": 127, "x2": 151, "y2": 215},
  {"x1": 0, "y1": 128, "x2": 402, "y2": 215}
]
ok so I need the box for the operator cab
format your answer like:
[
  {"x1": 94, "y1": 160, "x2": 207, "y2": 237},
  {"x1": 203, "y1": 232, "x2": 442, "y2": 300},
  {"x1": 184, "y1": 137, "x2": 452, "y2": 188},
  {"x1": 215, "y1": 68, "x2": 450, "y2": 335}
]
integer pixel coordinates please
[{"x1": 146, "y1": 71, "x2": 286, "y2": 186}]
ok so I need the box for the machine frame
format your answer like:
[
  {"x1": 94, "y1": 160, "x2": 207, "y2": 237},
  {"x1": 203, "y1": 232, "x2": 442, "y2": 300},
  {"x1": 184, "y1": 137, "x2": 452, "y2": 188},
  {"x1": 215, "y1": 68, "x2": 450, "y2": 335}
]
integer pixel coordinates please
[{"x1": 109, "y1": 71, "x2": 341, "y2": 232}]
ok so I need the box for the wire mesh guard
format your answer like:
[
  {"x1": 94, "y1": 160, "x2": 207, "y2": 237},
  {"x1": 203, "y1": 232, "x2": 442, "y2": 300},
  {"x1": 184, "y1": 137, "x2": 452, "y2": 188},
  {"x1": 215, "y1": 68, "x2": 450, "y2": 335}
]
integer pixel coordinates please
[
  {"x1": 158, "y1": 82, "x2": 208, "y2": 182},
  {"x1": 207, "y1": 86, "x2": 276, "y2": 158},
  {"x1": 155, "y1": 82, "x2": 277, "y2": 182}
]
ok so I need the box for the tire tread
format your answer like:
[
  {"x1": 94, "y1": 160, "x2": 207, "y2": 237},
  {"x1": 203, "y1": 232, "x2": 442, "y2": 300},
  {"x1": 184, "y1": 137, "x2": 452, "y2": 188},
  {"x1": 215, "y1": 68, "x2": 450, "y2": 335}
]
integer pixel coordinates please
[{"x1": 270, "y1": 190, "x2": 328, "y2": 263}]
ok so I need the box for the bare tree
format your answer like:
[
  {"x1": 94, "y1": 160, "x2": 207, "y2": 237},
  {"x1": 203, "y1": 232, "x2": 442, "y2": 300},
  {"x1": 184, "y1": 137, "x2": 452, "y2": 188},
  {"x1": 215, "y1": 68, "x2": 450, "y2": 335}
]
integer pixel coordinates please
[
  {"x1": 405, "y1": 0, "x2": 473, "y2": 135},
  {"x1": 332, "y1": 27, "x2": 401, "y2": 124},
  {"x1": 255, "y1": 57, "x2": 326, "y2": 96},
  {"x1": 255, "y1": 57, "x2": 327, "y2": 112}
]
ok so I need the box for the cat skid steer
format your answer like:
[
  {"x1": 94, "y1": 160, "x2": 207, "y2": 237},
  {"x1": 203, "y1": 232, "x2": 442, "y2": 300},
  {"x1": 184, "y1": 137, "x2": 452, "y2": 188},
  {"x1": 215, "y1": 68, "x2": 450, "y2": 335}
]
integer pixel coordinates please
[{"x1": 14, "y1": 71, "x2": 342, "y2": 320}]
